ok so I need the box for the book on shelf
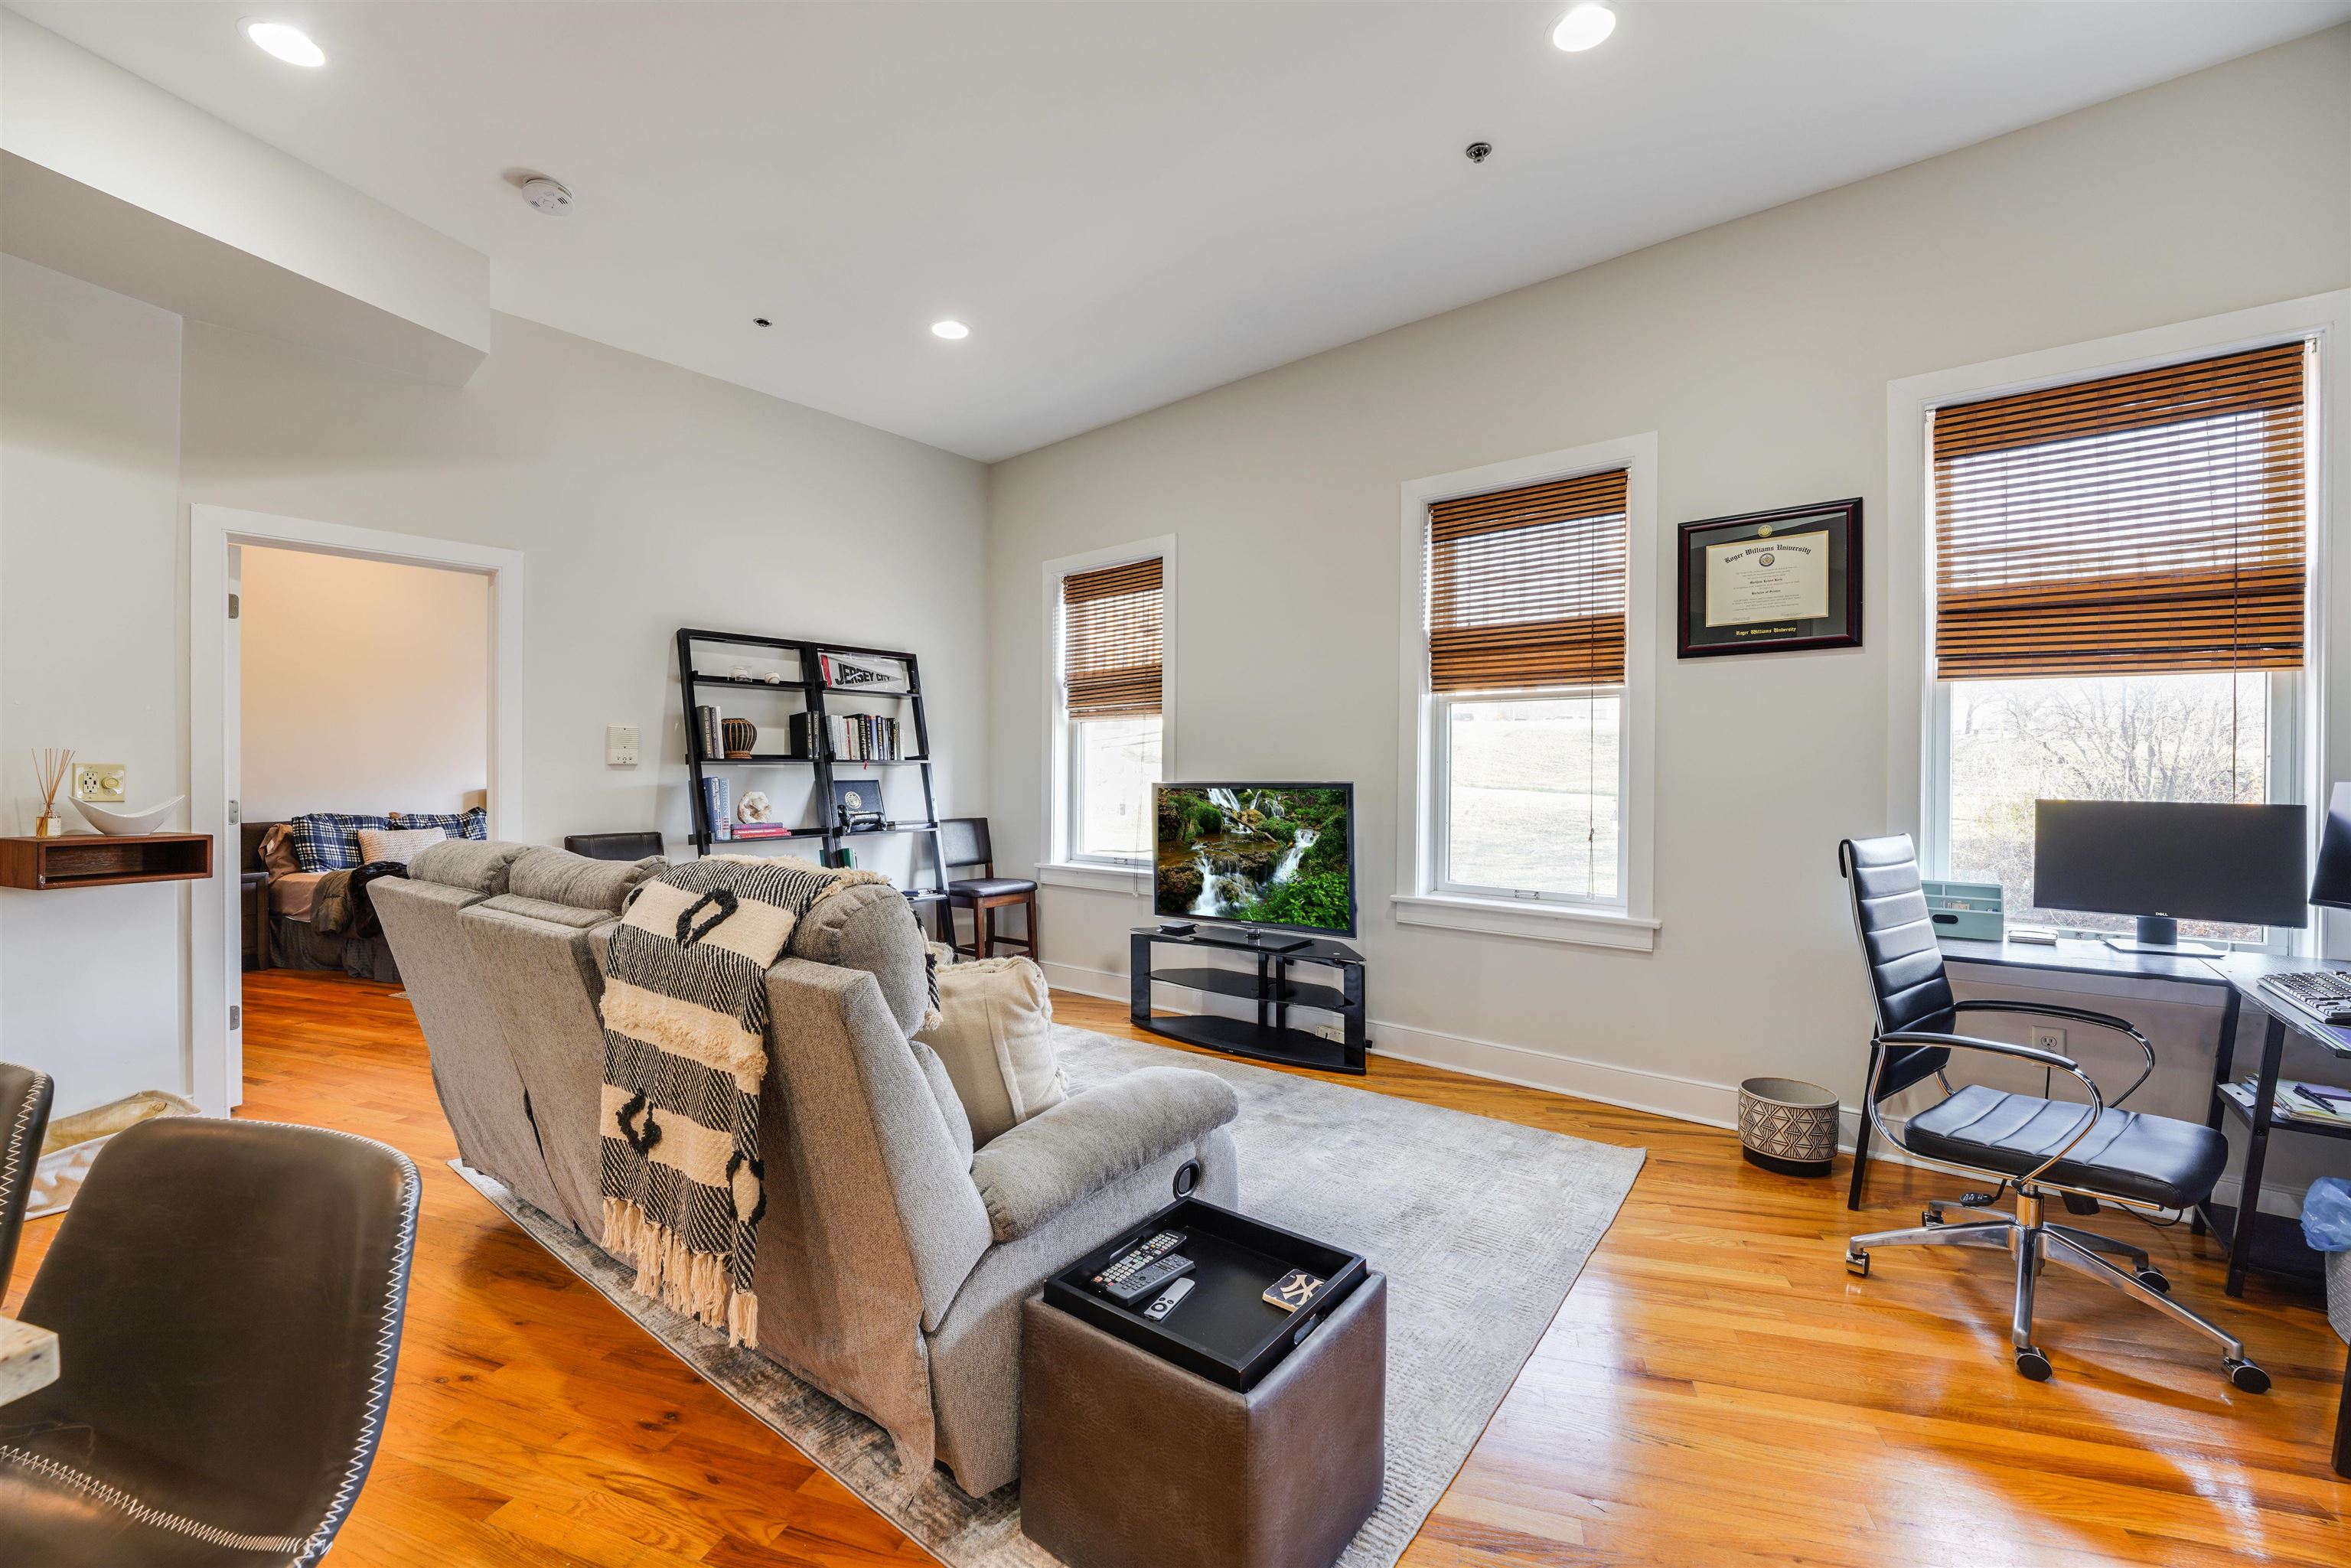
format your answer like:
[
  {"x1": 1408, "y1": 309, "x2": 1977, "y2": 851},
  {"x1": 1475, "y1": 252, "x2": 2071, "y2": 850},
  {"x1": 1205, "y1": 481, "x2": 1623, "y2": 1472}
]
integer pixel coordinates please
[
  {"x1": 728, "y1": 822, "x2": 796, "y2": 839},
  {"x1": 699, "y1": 774, "x2": 732, "y2": 840},
  {"x1": 695, "y1": 705, "x2": 722, "y2": 760}
]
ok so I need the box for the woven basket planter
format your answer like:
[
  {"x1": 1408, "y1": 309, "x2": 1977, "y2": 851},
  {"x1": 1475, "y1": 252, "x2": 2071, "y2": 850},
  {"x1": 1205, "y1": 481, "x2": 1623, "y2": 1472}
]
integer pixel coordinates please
[{"x1": 1737, "y1": 1077, "x2": 1839, "y2": 1178}]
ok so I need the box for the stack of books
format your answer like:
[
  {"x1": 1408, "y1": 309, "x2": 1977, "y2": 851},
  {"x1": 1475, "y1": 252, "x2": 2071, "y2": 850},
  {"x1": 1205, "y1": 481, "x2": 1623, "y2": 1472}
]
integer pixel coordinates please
[
  {"x1": 790, "y1": 711, "x2": 902, "y2": 761},
  {"x1": 728, "y1": 822, "x2": 797, "y2": 840},
  {"x1": 695, "y1": 705, "x2": 723, "y2": 760},
  {"x1": 2222, "y1": 1076, "x2": 2351, "y2": 1126}
]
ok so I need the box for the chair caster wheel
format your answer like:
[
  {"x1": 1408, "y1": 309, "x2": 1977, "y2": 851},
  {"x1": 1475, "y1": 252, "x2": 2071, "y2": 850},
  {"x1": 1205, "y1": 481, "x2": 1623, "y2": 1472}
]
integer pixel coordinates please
[
  {"x1": 1845, "y1": 1249, "x2": 1870, "y2": 1278},
  {"x1": 1922, "y1": 1205, "x2": 1944, "y2": 1227},
  {"x1": 2134, "y1": 1267, "x2": 2170, "y2": 1295},
  {"x1": 2015, "y1": 1348, "x2": 2053, "y2": 1381},
  {"x1": 2225, "y1": 1358, "x2": 2271, "y2": 1394}
]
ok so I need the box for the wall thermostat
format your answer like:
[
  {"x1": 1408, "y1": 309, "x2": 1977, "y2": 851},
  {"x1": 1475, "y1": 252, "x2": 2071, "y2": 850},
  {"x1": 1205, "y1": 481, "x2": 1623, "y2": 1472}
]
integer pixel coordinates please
[{"x1": 605, "y1": 725, "x2": 640, "y2": 767}]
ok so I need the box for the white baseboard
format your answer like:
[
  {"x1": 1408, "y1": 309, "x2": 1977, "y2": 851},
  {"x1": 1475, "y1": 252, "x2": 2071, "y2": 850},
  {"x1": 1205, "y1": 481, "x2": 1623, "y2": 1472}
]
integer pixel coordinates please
[{"x1": 1043, "y1": 959, "x2": 2315, "y2": 1221}]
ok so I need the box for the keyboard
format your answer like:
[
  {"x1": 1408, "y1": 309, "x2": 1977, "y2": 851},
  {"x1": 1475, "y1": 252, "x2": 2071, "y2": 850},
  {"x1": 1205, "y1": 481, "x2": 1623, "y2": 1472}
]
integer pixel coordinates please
[{"x1": 2256, "y1": 970, "x2": 2351, "y2": 1024}]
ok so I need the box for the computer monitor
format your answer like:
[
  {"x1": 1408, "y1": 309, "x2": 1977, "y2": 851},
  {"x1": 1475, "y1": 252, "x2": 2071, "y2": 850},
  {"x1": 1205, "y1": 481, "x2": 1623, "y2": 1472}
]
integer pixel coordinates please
[
  {"x1": 2033, "y1": 800, "x2": 2307, "y2": 955},
  {"x1": 2308, "y1": 784, "x2": 2351, "y2": 910}
]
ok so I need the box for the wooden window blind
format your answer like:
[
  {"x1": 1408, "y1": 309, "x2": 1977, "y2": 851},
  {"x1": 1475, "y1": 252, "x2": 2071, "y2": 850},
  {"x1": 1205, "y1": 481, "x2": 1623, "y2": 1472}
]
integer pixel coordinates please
[
  {"x1": 1061, "y1": 556, "x2": 1163, "y2": 719},
  {"x1": 1932, "y1": 341, "x2": 2310, "y2": 681},
  {"x1": 1428, "y1": 468, "x2": 1629, "y2": 693}
]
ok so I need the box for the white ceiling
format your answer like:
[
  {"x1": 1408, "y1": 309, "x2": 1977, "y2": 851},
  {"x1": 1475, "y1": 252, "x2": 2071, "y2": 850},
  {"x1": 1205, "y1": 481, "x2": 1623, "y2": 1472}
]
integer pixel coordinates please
[{"x1": 13, "y1": 1, "x2": 2346, "y2": 461}]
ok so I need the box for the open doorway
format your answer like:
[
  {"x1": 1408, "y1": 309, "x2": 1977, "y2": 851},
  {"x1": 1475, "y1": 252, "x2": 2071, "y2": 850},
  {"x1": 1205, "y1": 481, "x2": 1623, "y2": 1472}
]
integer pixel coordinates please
[
  {"x1": 191, "y1": 505, "x2": 525, "y2": 1115},
  {"x1": 236, "y1": 546, "x2": 491, "y2": 986}
]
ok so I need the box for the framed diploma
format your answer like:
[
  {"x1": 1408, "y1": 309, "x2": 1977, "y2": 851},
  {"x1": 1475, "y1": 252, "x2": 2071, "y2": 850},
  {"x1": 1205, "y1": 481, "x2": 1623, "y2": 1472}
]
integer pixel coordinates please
[{"x1": 1676, "y1": 498, "x2": 1861, "y2": 659}]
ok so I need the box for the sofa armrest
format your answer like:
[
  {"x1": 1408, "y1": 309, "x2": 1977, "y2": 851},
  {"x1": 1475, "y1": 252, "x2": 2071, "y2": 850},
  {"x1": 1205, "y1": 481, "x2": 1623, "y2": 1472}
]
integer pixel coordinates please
[{"x1": 968, "y1": 1067, "x2": 1240, "y2": 1242}]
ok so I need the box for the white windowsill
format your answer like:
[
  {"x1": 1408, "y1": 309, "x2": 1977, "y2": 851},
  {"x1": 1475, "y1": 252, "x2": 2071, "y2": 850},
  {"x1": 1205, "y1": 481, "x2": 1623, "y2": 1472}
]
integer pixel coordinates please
[
  {"x1": 1037, "y1": 861, "x2": 1149, "y2": 895},
  {"x1": 1392, "y1": 892, "x2": 1660, "y2": 951}
]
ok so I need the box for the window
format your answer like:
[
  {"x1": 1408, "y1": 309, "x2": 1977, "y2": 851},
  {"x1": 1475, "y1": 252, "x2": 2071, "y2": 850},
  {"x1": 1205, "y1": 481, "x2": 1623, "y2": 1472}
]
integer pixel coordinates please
[
  {"x1": 1054, "y1": 552, "x2": 1166, "y2": 865},
  {"x1": 1396, "y1": 439, "x2": 1658, "y2": 950},
  {"x1": 1930, "y1": 341, "x2": 2313, "y2": 942}
]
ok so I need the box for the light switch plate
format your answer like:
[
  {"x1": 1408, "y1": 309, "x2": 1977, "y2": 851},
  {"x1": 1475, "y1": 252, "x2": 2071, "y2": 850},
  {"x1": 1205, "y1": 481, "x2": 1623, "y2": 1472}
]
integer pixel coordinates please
[
  {"x1": 605, "y1": 725, "x2": 640, "y2": 767},
  {"x1": 72, "y1": 762, "x2": 126, "y2": 802}
]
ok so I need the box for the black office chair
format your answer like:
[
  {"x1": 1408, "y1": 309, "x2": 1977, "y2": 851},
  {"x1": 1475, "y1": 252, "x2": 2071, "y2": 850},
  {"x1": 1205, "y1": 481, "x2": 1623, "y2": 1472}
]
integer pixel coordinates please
[
  {"x1": 0, "y1": 1063, "x2": 54, "y2": 1293},
  {"x1": 0, "y1": 1117, "x2": 421, "y2": 1565},
  {"x1": 939, "y1": 817, "x2": 1039, "y2": 961},
  {"x1": 1838, "y1": 835, "x2": 2266, "y2": 1389}
]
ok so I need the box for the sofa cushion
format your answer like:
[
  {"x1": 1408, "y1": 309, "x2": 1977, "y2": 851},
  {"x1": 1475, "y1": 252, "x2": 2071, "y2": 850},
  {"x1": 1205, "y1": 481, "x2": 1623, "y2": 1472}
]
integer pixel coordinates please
[
  {"x1": 915, "y1": 957, "x2": 1067, "y2": 1147},
  {"x1": 477, "y1": 893, "x2": 615, "y2": 931},
  {"x1": 786, "y1": 880, "x2": 931, "y2": 1036},
  {"x1": 967, "y1": 1067, "x2": 1237, "y2": 1244},
  {"x1": 508, "y1": 846, "x2": 664, "y2": 911},
  {"x1": 409, "y1": 839, "x2": 529, "y2": 895}
]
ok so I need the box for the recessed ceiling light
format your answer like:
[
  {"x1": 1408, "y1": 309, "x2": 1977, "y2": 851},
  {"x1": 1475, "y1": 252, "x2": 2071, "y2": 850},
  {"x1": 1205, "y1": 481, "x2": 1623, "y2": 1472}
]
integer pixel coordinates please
[
  {"x1": 931, "y1": 320, "x2": 970, "y2": 341},
  {"x1": 1551, "y1": 4, "x2": 1616, "y2": 52},
  {"x1": 243, "y1": 19, "x2": 325, "y2": 67}
]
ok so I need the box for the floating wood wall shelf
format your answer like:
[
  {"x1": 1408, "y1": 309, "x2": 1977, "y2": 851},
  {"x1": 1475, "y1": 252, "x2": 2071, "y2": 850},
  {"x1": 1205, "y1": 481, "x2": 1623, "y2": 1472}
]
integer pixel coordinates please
[{"x1": 0, "y1": 833, "x2": 214, "y2": 889}]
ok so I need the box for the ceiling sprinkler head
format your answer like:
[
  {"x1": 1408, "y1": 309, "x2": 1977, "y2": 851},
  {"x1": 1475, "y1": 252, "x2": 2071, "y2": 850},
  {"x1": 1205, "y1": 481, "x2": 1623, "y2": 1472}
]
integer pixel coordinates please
[
  {"x1": 1465, "y1": 142, "x2": 1494, "y2": 165},
  {"x1": 521, "y1": 176, "x2": 574, "y2": 215}
]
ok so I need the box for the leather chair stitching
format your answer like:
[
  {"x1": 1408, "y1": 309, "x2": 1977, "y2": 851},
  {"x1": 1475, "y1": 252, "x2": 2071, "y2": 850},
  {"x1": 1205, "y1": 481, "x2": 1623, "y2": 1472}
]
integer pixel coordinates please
[
  {"x1": 0, "y1": 1071, "x2": 48, "y2": 1221},
  {"x1": 0, "y1": 1447, "x2": 306, "y2": 1554}
]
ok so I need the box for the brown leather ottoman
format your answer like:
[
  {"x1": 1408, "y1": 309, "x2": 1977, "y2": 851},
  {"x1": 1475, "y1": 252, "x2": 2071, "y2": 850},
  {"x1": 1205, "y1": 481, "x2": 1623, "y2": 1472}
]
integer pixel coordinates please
[{"x1": 1020, "y1": 1272, "x2": 1386, "y2": 1568}]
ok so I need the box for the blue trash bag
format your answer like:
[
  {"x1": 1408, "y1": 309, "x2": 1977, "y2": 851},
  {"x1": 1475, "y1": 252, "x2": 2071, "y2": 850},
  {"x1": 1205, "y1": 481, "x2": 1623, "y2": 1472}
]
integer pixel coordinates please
[{"x1": 2302, "y1": 1176, "x2": 2351, "y2": 1252}]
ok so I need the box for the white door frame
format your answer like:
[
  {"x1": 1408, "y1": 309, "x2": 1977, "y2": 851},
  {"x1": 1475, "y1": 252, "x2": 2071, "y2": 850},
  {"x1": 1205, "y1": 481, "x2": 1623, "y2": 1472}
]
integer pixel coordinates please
[{"x1": 189, "y1": 504, "x2": 525, "y2": 1115}]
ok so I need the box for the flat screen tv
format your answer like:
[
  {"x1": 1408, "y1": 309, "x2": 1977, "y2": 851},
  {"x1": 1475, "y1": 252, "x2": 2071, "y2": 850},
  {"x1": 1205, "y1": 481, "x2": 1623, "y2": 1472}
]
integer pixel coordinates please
[{"x1": 1153, "y1": 782, "x2": 1355, "y2": 937}]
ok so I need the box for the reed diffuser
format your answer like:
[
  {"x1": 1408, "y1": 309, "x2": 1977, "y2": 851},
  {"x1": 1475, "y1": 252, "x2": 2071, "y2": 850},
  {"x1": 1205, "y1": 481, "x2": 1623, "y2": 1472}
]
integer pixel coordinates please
[{"x1": 31, "y1": 748, "x2": 73, "y2": 837}]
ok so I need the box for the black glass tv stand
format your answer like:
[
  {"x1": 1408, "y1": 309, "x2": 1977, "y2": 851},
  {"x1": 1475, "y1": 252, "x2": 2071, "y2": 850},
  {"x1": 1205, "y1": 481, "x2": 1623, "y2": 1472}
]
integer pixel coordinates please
[{"x1": 1130, "y1": 925, "x2": 1367, "y2": 1075}]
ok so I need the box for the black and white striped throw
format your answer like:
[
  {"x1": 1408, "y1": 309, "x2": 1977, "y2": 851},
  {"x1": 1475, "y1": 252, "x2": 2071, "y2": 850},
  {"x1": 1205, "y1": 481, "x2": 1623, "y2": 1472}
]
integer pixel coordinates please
[{"x1": 598, "y1": 857, "x2": 889, "y2": 1346}]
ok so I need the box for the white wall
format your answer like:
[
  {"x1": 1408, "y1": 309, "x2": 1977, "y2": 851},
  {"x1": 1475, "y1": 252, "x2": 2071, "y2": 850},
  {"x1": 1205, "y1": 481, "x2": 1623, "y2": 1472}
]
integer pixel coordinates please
[
  {"x1": 238, "y1": 547, "x2": 491, "y2": 821},
  {"x1": 984, "y1": 31, "x2": 2351, "y2": 1178},
  {"x1": 181, "y1": 312, "x2": 989, "y2": 875},
  {"x1": 0, "y1": 256, "x2": 187, "y2": 1113}
]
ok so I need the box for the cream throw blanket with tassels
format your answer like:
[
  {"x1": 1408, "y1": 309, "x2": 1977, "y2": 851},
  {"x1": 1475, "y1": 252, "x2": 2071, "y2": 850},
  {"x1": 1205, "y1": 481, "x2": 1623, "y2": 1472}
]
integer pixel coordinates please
[{"x1": 598, "y1": 858, "x2": 888, "y2": 1346}]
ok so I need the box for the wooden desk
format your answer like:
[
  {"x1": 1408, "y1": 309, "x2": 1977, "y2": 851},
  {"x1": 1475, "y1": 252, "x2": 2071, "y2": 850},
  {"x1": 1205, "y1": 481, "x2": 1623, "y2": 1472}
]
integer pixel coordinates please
[
  {"x1": 2201, "y1": 954, "x2": 2351, "y2": 1297},
  {"x1": 0, "y1": 1315, "x2": 58, "y2": 1406}
]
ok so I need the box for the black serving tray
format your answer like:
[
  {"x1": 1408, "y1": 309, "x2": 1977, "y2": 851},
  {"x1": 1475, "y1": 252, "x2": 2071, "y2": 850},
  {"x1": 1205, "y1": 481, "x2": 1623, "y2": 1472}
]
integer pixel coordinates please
[{"x1": 1042, "y1": 1197, "x2": 1368, "y2": 1391}]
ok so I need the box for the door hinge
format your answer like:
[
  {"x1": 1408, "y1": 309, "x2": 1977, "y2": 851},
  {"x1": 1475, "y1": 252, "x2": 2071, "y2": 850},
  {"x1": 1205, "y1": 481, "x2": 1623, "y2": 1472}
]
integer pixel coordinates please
[
  {"x1": 229, "y1": 1004, "x2": 242, "y2": 1030},
  {"x1": 229, "y1": 800, "x2": 240, "y2": 825},
  {"x1": 228, "y1": 592, "x2": 240, "y2": 619}
]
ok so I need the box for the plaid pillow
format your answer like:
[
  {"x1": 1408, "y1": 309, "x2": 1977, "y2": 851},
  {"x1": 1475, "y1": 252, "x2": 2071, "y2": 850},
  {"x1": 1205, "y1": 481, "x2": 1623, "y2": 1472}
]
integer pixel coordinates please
[
  {"x1": 289, "y1": 813, "x2": 394, "y2": 872},
  {"x1": 391, "y1": 807, "x2": 487, "y2": 840}
]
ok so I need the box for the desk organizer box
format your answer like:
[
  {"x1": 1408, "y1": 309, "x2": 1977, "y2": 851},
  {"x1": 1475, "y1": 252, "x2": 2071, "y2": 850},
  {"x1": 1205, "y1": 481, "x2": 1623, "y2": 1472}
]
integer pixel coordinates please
[{"x1": 1921, "y1": 879, "x2": 2004, "y2": 941}]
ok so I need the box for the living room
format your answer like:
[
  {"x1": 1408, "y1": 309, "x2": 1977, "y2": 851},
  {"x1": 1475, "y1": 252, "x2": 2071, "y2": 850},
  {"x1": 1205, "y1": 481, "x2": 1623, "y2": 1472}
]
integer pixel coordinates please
[{"x1": 3, "y1": 4, "x2": 2349, "y2": 1565}]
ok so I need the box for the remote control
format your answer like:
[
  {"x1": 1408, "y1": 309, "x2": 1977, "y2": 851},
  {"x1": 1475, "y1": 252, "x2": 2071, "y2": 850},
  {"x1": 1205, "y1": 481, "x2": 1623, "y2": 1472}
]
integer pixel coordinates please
[
  {"x1": 1105, "y1": 1252, "x2": 1193, "y2": 1307},
  {"x1": 1092, "y1": 1229, "x2": 1186, "y2": 1294},
  {"x1": 1142, "y1": 1276, "x2": 1196, "y2": 1322}
]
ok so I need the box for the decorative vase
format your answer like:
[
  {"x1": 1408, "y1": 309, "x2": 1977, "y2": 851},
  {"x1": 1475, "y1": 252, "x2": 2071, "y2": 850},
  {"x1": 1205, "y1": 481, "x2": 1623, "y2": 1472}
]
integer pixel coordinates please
[
  {"x1": 34, "y1": 813, "x2": 65, "y2": 838},
  {"x1": 1737, "y1": 1077, "x2": 1840, "y2": 1178},
  {"x1": 722, "y1": 717, "x2": 758, "y2": 758}
]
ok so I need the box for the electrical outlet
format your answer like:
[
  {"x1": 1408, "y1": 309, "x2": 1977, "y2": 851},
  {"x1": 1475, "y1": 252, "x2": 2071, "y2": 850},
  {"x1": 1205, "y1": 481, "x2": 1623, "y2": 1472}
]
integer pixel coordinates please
[
  {"x1": 2030, "y1": 1025, "x2": 2066, "y2": 1055},
  {"x1": 1312, "y1": 1021, "x2": 1345, "y2": 1044},
  {"x1": 72, "y1": 762, "x2": 126, "y2": 803},
  {"x1": 605, "y1": 725, "x2": 641, "y2": 767}
]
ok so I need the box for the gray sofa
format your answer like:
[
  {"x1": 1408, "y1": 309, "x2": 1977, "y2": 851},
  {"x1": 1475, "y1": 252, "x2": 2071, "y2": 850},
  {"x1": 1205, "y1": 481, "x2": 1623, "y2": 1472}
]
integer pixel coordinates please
[{"x1": 371, "y1": 840, "x2": 1241, "y2": 1495}]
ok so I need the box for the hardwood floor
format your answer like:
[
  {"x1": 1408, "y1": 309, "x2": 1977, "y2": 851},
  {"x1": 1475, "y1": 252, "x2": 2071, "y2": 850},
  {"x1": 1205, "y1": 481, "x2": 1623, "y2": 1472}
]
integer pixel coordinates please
[{"x1": 9, "y1": 970, "x2": 2346, "y2": 1564}]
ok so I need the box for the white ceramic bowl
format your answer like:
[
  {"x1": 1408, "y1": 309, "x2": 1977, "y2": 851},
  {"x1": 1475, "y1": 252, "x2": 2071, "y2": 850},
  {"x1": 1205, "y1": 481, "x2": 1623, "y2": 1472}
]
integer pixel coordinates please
[{"x1": 74, "y1": 795, "x2": 184, "y2": 836}]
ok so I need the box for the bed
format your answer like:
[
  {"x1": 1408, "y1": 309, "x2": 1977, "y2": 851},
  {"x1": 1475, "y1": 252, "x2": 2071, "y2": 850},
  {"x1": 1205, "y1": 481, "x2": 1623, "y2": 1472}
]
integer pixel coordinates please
[{"x1": 242, "y1": 813, "x2": 479, "y2": 983}]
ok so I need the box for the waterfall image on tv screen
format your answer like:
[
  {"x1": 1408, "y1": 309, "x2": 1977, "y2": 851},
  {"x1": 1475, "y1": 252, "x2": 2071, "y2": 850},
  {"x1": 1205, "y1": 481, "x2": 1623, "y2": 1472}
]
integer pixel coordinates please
[{"x1": 1154, "y1": 784, "x2": 1354, "y2": 935}]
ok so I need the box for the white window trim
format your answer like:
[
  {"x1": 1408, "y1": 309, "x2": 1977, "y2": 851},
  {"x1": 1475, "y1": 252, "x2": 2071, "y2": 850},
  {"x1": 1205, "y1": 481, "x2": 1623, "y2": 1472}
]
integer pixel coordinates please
[
  {"x1": 1039, "y1": 533, "x2": 1176, "y2": 878},
  {"x1": 1393, "y1": 433, "x2": 1660, "y2": 952},
  {"x1": 1885, "y1": 292, "x2": 2349, "y2": 954}
]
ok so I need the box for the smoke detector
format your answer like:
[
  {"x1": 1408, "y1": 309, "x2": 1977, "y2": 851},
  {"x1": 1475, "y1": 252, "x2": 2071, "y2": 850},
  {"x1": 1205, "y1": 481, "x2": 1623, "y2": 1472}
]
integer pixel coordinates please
[{"x1": 520, "y1": 177, "x2": 575, "y2": 215}]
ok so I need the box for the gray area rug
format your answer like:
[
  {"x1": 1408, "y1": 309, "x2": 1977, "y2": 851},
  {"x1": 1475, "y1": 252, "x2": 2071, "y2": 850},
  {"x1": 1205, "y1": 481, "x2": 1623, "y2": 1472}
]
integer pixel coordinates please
[{"x1": 453, "y1": 1023, "x2": 1645, "y2": 1567}]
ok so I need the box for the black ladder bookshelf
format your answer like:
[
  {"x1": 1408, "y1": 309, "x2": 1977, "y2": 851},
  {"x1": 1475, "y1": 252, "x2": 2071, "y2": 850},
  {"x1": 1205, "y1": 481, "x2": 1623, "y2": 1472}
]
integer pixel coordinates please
[{"x1": 674, "y1": 628, "x2": 949, "y2": 911}]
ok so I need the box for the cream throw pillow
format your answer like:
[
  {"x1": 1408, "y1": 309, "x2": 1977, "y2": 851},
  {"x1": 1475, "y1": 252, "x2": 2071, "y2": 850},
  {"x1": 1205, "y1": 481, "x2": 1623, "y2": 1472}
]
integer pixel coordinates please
[
  {"x1": 915, "y1": 956, "x2": 1066, "y2": 1147},
  {"x1": 354, "y1": 825, "x2": 450, "y2": 866}
]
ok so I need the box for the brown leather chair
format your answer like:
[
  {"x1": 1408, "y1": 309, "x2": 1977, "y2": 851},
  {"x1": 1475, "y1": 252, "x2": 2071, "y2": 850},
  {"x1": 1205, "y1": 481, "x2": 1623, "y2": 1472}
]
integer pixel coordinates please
[
  {"x1": 0, "y1": 1117, "x2": 420, "y2": 1565},
  {"x1": 939, "y1": 817, "x2": 1039, "y2": 961},
  {"x1": 0, "y1": 1063, "x2": 53, "y2": 1293}
]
